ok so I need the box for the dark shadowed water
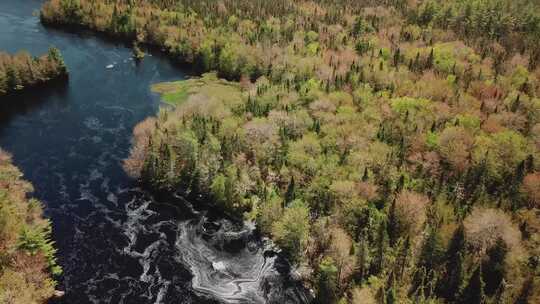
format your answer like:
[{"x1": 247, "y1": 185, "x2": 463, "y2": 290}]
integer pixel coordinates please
[{"x1": 0, "y1": 1, "x2": 308, "y2": 303}]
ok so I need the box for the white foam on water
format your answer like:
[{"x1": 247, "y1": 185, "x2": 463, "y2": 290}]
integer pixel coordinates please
[
  {"x1": 174, "y1": 220, "x2": 272, "y2": 303},
  {"x1": 212, "y1": 261, "x2": 227, "y2": 272}
]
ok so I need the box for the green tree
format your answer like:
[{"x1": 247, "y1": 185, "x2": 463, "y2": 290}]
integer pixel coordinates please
[
  {"x1": 395, "y1": 236, "x2": 411, "y2": 281},
  {"x1": 352, "y1": 17, "x2": 371, "y2": 37},
  {"x1": 387, "y1": 198, "x2": 399, "y2": 246},
  {"x1": 316, "y1": 257, "x2": 338, "y2": 304},
  {"x1": 48, "y1": 47, "x2": 67, "y2": 74},
  {"x1": 372, "y1": 220, "x2": 388, "y2": 275},
  {"x1": 284, "y1": 176, "x2": 296, "y2": 205},
  {"x1": 271, "y1": 199, "x2": 310, "y2": 263},
  {"x1": 413, "y1": 226, "x2": 444, "y2": 297},
  {"x1": 218, "y1": 44, "x2": 239, "y2": 79},
  {"x1": 60, "y1": 0, "x2": 82, "y2": 23},
  {"x1": 386, "y1": 286, "x2": 397, "y2": 304},
  {"x1": 354, "y1": 231, "x2": 371, "y2": 283},
  {"x1": 5, "y1": 66, "x2": 19, "y2": 90},
  {"x1": 472, "y1": 131, "x2": 528, "y2": 182}
]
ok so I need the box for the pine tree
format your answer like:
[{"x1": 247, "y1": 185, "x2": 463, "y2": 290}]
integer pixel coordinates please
[
  {"x1": 355, "y1": 231, "x2": 371, "y2": 283},
  {"x1": 395, "y1": 236, "x2": 410, "y2": 281},
  {"x1": 426, "y1": 49, "x2": 434, "y2": 70},
  {"x1": 393, "y1": 48, "x2": 401, "y2": 67},
  {"x1": 387, "y1": 198, "x2": 399, "y2": 246},
  {"x1": 413, "y1": 52, "x2": 421, "y2": 72},
  {"x1": 511, "y1": 94, "x2": 521, "y2": 112},
  {"x1": 5, "y1": 66, "x2": 19, "y2": 90},
  {"x1": 285, "y1": 176, "x2": 296, "y2": 205},
  {"x1": 373, "y1": 220, "x2": 388, "y2": 275},
  {"x1": 316, "y1": 257, "x2": 338, "y2": 304},
  {"x1": 386, "y1": 286, "x2": 397, "y2": 304},
  {"x1": 47, "y1": 47, "x2": 66, "y2": 74},
  {"x1": 451, "y1": 253, "x2": 466, "y2": 301},
  {"x1": 413, "y1": 227, "x2": 444, "y2": 297}
]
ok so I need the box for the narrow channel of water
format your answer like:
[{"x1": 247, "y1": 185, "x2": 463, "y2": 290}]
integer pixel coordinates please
[{"x1": 0, "y1": 1, "x2": 307, "y2": 303}]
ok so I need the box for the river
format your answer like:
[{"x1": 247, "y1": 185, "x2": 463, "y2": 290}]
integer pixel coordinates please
[{"x1": 0, "y1": 1, "x2": 308, "y2": 303}]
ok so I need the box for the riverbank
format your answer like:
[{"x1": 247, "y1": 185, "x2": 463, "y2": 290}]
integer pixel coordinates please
[
  {"x1": 0, "y1": 149, "x2": 61, "y2": 303},
  {"x1": 0, "y1": 48, "x2": 68, "y2": 97},
  {"x1": 0, "y1": 46, "x2": 67, "y2": 303}
]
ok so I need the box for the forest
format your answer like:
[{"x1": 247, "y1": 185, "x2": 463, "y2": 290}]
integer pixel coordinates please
[
  {"x1": 0, "y1": 47, "x2": 66, "y2": 303},
  {"x1": 0, "y1": 47, "x2": 67, "y2": 96},
  {"x1": 0, "y1": 149, "x2": 61, "y2": 303},
  {"x1": 41, "y1": 0, "x2": 540, "y2": 303}
]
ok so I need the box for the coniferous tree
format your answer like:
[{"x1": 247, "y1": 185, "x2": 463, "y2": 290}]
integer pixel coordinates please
[
  {"x1": 413, "y1": 227, "x2": 444, "y2": 297},
  {"x1": 426, "y1": 49, "x2": 434, "y2": 70},
  {"x1": 316, "y1": 257, "x2": 338, "y2": 304},
  {"x1": 413, "y1": 52, "x2": 421, "y2": 72},
  {"x1": 285, "y1": 176, "x2": 296, "y2": 205},
  {"x1": 386, "y1": 286, "x2": 397, "y2": 304},
  {"x1": 395, "y1": 236, "x2": 410, "y2": 281},
  {"x1": 387, "y1": 198, "x2": 399, "y2": 247},
  {"x1": 393, "y1": 48, "x2": 401, "y2": 67},
  {"x1": 355, "y1": 231, "x2": 370, "y2": 283},
  {"x1": 373, "y1": 220, "x2": 388, "y2": 275}
]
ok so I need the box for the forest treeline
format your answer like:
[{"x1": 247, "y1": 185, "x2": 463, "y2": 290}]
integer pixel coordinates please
[
  {"x1": 41, "y1": 0, "x2": 540, "y2": 303},
  {"x1": 0, "y1": 149, "x2": 62, "y2": 303},
  {"x1": 0, "y1": 48, "x2": 67, "y2": 96}
]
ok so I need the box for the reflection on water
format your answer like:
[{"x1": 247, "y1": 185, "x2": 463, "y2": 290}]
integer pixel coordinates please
[{"x1": 0, "y1": 1, "x2": 308, "y2": 303}]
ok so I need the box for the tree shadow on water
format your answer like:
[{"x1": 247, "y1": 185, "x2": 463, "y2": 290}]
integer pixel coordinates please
[{"x1": 0, "y1": 79, "x2": 69, "y2": 132}]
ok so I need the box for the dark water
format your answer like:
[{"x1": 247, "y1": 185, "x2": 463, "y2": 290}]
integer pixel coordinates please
[{"x1": 0, "y1": 1, "x2": 308, "y2": 303}]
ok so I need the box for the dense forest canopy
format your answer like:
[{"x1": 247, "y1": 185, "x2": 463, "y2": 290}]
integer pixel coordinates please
[
  {"x1": 0, "y1": 150, "x2": 61, "y2": 303},
  {"x1": 41, "y1": 0, "x2": 540, "y2": 303},
  {"x1": 0, "y1": 48, "x2": 67, "y2": 96}
]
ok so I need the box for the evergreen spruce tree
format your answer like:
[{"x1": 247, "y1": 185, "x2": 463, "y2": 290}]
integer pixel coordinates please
[
  {"x1": 373, "y1": 220, "x2": 388, "y2": 275},
  {"x1": 316, "y1": 257, "x2": 338, "y2": 304},
  {"x1": 413, "y1": 227, "x2": 444, "y2": 298},
  {"x1": 355, "y1": 231, "x2": 371, "y2": 283},
  {"x1": 362, "y1": 167, "x2": 369, "y2": 181},
  {"x1": 426, "y1": 48, "x2": 434, "y2": 69},
  {"x1": 393, "y1": 48, "x2": 401, "y2": 67},
  {"x1": 395, "y1": 236, "x2": 410, "y2": 281},
  {"x1": 414, "y1": 52, "x2": 421, "y2": 72},
  {"x1": 386, "y1": 286, "x2": 397, "y2": 304},
  {"x1": 285, "y1": 176, "x2": 296, "y2": 205},
  {"x1": 387, "y1": 198, "x2": 399, "y2": 246}
]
